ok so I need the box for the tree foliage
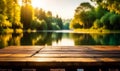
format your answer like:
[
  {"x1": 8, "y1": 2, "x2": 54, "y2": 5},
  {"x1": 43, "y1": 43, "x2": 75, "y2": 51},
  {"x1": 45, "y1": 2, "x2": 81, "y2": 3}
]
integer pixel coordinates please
[
  {"x1": 0, "y1": 14, "x2": 12, "y2": 28},
  {"x1": 70, "y1": 2, "x2": 95, "y2": 29},
  {"x1": 0, "y1": 0, "x2": 22, "y2": 32},
  {"x1": 33, "y1": 8, "x2": 63, "y2": 30},
  {"x1": 95, "y1": 5, "x2": 107, "y2": 19},
  {"x1": 91, "y1": 0, "x2": 120, "y2": 14},
  {"x1": 0, "y1": 0, "x2": 64, "y2": 31},
  {"x1": 30, "y1": 18, "x2": 47, "y2": 30},
  {"x1": 0, "y1": 0, "x2": 6, "y2": 14},
  {"x1": 70, "y1": 1, "x2": 120, "y2": 30},
  {"x1": 93, "y1": 19, "x2": 102, "y2": 29}
]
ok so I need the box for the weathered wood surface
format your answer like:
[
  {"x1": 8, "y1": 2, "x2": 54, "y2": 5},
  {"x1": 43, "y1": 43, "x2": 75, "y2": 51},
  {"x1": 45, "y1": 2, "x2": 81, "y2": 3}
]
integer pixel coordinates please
[{"x1": 0, "y1": 46, "x2": 120, "y2": 67}]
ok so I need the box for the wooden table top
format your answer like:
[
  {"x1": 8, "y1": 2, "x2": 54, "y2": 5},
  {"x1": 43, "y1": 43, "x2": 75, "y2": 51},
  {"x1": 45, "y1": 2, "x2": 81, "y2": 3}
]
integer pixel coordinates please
[{"x1": 0, "y1": 46, "x2": 120, "y2": 67}]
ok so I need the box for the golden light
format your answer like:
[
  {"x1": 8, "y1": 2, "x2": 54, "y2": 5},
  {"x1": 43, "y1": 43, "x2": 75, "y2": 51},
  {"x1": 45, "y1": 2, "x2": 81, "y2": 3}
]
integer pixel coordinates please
[
  {"x1": 18, "y1": 0, "x2": 22, "y2": 6},
  {"x1": 52, "y1": 38, "x2": 75, "y2": 46},
  {"x1": 31, "y1": 0, "x2": 47, "y2": 8}
]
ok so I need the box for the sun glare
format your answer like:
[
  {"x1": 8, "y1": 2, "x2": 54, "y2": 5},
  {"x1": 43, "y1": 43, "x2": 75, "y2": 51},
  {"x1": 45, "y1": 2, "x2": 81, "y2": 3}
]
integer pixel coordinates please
[
  {"x1": 52, "y1": 39, "x2": 75, "y2": 46},
  {"x1": 31, "y1": 0, "x2": 47, "y2": 8},
  {"x1": 18, "y1": 0, "x2": 22, "y2": 6}
]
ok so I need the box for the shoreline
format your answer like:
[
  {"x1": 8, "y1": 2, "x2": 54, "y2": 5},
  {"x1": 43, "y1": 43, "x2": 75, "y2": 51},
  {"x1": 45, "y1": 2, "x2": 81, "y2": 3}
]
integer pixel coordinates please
[
  {"x1": 74, "y1": 29, "x2": 120, "y2": 34},
  {"x1": 1, "y1": 29, "x2": 120, "y2": 34}
]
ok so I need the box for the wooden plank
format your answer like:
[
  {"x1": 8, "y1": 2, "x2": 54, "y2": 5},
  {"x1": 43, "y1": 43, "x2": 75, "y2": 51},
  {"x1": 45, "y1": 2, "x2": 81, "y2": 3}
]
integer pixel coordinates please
[
  {"x1": 0, "y1": 46, "x2": 44, "y2": 57},
  {"x1": 34, "y1": 54, "x2": 120, "y2": 58},
  {"x1": 4, "y1": 46, "x2": 44, "y2": 49},
  {"x1": 0, "y1": 46, "x2": 120, "y2": 67},
  {"x1": 85, "y1": 46, "x2": 120, "y2": 51},
  {"x1": 0, "y1": 58, "x2": 28, "y2": 62},
  {"x1": 0, "y1": 58, "x2": 119, "y2": 67},
  {"x1": 39, "y1": 49, "x2": 120, "y2": 54},
  {"x1": 0, "y1": 50, "x2": 37, "y2": 54},
  {"x1": 38, "y1": 51, "x2": 120, "y2": 54},
  {"x1": 0, "y1": 54, "x2": 11, "y2": 57},
  {"x1": 0, "y1": 57, "x2": 119, "y2": 62}
]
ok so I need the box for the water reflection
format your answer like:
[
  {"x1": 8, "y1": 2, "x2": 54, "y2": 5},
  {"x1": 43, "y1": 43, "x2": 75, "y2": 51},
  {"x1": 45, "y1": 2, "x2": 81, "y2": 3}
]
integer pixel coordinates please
[
  {"x1": 10, "y1": 33, "x2": 23, "y2": 46},
  {"x1": 52, "y1": 33, "x2": 74, "y2": 46},
  {"x1": 71, "y1": 33, "x2": 120, "y2": 45},
  {"x1": 0, "y1": 34, "x2": 12, "y2": 48},
  {"x1": 0, "y1": 31, "x2": 120, "y2": 48},
  {"x1": 71, "y1": 33, "x2": 95, "y2": 45},
  {"x1": 21, "y1": 32, "x2": 63, "y2": 46},
  {"x1": 90, "y1": 33, "x2": 120, "y2": 45}
]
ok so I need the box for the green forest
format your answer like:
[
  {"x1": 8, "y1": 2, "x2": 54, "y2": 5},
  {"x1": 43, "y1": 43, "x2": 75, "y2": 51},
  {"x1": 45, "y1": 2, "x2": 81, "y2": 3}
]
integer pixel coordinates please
[
  {"x1": 0, "y1": 0, "x2": 120, "y2": 33},
  {"x1": 70, "y1": 0, "x2": 120, "y2": 31},
  {"x1": 0, "y1": 0, "x2": 63, "y2": 33}
]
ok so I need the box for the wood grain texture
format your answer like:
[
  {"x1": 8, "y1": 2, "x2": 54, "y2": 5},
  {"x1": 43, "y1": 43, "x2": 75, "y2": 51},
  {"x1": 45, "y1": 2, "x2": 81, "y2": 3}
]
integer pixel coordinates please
[{"x1": 0, "y1": 46, "x2": 120, "y2": 67}]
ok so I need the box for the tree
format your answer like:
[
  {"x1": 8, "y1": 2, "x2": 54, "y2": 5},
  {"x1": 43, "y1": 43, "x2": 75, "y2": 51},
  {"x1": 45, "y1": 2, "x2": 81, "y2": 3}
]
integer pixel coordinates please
[
  {"x1": 0, "y1": 0, "x2": 12, "y2": 30},
  {"x1": 30, "y1": 18, "x2": 47, "y2": 30},
  {"x1": 70, "y1": 2, "x2": 95, "y2": 29},
  {"x1": 56, "y1": 18, "x2": 63, "y2": 29},
  {"x1": 6, "y1": 0, "x2": 14, "y2": 23},
  {"x1": 0, "y1": 0, "x2": 6, "y2": 14},
  {"x1": 91, "y1": 0, "x2": 120, "y2": 14},
  {"x1": 75, "y1": 2, "x2": 94, "y2": 12},
  {"x1": 78, "y1": 11, "x2": 95, "y2": 28},
  {"x1": 63, "y1": 22, "x2": 70, "y2": 30},
  {"x1": 93, "y1": 19, "x2": 103, "y2": 29},
  {"x1": 12, "y1": 0, "x2": 22, "y2": 29},
  {"x1": 0, "y1": 0, "x2": 22, "y2": 29},
  {"x1": 100, "y1": 12, "x2": 112, "y2": 29},
  {"x1": 46, "y1": 11, "x2": 52, "y2": 17},
  {"x1": 109, "y1": 14, "x2": 120, "y2": 30},
  {"x1": 34, "y1": 8, "x2": 63, "y2": 30},
  {"x1": 95, "y1": 5, "x2": 108, "y2": 19},
  {"x1": 34, "y1": 8, "x2": 39, "y2": 18},
  {"x1": 37, "y1": 8, "x2": 47, "y2": 20},
  {"x1": 0, "y1": 14, "x2": 12, "y2": 29},
  {"x1": 51, "y1": 22, "x2": 60, "y2": 30},
  {"x1": 21, "y1": 0, "x2": 33, "y2": 29}
]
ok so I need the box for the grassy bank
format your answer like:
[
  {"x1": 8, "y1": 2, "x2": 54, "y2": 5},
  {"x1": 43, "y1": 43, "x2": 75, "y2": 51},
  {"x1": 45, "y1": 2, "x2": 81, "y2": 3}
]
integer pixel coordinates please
[{"x1": 74, "y1": 29, "x2": 120, "y2": 33}]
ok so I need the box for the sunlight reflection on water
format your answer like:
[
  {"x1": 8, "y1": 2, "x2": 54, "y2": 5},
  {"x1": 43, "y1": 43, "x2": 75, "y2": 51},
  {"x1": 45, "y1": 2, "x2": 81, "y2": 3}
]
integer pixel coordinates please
[{"x1": 52, "y1": 38, "x2": 74, "y2": 46}]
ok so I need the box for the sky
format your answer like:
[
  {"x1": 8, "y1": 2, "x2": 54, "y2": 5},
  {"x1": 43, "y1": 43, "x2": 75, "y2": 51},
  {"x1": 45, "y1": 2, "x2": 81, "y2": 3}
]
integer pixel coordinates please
[{"x1": 31, "y1": 0, "x2": 93, "y2": 19}]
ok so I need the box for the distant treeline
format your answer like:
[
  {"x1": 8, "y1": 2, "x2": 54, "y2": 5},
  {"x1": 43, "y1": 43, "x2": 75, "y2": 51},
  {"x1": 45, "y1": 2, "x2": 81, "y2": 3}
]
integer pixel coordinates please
[{"x1": 70, "y1": 0, "x2": 120, "y2": 30}]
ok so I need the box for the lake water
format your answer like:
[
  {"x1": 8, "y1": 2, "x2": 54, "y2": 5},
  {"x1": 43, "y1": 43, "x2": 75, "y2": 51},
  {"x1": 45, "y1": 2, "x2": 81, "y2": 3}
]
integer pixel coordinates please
[{"x1": 0, "y1": 30, "x2": 120, "y2": 48}]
